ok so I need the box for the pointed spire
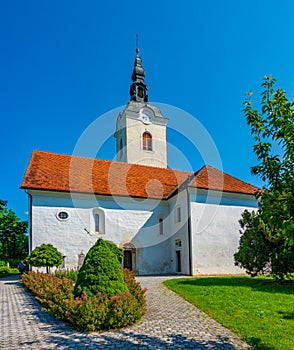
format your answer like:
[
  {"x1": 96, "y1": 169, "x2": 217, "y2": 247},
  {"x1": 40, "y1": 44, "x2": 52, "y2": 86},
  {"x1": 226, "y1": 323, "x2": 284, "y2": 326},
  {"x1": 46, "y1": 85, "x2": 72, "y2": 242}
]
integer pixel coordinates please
[
  {"x1": 129, "y1": 35, "x2": 148, "y2": 102},
  {"x1": 136, "y1": 33, "x2": 139, "y2": 54}
]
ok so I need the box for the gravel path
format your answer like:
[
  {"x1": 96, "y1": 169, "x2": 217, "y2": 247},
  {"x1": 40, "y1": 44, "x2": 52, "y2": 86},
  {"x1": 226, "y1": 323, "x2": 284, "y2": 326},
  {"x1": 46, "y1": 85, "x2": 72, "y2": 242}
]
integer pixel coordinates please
[{"x1": 0, "y1": 275, "x2": 251, "y2": 349}]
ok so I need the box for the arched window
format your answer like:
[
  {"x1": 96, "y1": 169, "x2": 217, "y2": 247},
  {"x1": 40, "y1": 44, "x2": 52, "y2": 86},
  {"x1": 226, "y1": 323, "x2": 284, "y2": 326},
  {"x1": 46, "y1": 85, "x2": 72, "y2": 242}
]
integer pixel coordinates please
[
  {"x1": 94, "y1": 213, "x2": 99, "y2": 232},
  {"x1": 142, "y1": 131, "x2": 152, "y2": 151}
]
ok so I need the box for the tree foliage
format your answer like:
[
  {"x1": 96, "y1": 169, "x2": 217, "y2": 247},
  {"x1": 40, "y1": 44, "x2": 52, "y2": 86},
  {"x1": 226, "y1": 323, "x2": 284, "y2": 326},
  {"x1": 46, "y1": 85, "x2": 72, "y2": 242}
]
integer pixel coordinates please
[
  {"x1": 26, "y1": 243, "x2": 63, "y2": 273},
  {"x1": 74, "y1": 238, "x2": 127, "y2": 297},
  {"x1": 0, "y1": 200, "x2": 28, "y2": 264},
  {"x1": 235, "y1": 76, "x2": 294, "y2": 279}
]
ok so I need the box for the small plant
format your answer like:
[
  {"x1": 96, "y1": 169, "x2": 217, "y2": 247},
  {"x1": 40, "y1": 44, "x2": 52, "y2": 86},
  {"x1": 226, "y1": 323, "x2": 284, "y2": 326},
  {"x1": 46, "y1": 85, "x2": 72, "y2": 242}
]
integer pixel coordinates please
[
  {"x1": 74, "y1": 238, "x2": 127, "y2": 297},
  {"x1": 26, "y1": 243, "x2": 63, "y2": 273},
  {"x1": 53, "y1": 269, "x2": 78, "y2": 282}
]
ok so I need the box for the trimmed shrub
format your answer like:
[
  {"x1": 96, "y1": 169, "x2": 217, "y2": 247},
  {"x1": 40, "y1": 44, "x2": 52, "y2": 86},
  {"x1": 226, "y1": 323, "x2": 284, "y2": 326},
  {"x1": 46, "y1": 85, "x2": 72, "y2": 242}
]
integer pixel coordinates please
[
  {"x1": 21, "y1": 271, "x2": 74, "y2": 313},
  {"x1": 74, "y1": 238, "x2": 127, "y2": 297},
  {"x1": 21, "y1": 269, "x2": 146, "y2": 332},
  {"x1": 122, "y1": 268, "x2": 146, "y2": 307},
  {"x1": 105, "y1": 240, "x2": 123, "y2": 264},
  {"x1": 26, "y1": 244, "x2": 63, "y2": 273}
]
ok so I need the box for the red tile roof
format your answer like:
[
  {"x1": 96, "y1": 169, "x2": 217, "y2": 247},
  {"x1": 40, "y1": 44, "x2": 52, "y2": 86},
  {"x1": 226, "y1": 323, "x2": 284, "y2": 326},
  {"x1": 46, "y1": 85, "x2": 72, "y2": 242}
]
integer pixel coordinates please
[
  {"x1": 21, "y1": 151, "x2": 259, "y2": 198},
  {"x1": 191, "y1": 165, "x2": 260, "y2": 194}
]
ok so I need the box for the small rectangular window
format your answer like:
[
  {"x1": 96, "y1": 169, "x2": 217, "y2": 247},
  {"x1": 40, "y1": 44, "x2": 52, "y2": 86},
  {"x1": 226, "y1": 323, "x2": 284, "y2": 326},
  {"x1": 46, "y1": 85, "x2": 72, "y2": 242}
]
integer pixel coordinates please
[
  {"x1": 176, "y1": 207, "x2": 181, "y2": 223},
  {"x1": 159, "y1": 217, "x2": 164, "y2": 235}
]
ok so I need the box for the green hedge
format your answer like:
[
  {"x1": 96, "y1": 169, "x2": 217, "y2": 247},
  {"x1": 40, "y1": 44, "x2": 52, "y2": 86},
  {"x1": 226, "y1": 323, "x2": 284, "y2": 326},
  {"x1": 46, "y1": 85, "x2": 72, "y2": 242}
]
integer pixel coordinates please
[{"x1": 0, "y1": 266, "x2": 19, "y2": 278}]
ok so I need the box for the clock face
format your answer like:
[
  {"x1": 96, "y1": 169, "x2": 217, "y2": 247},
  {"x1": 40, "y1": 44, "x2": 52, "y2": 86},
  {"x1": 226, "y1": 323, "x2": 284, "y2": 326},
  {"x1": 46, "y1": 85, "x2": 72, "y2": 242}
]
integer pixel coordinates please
[{"x1": 140, "y1": 108, "x2": 152, "y2": 124}]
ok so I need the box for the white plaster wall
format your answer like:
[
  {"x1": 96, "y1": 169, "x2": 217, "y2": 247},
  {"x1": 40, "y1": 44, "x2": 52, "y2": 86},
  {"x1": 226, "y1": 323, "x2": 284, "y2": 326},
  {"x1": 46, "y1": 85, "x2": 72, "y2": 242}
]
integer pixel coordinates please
[
  {"x1": 30, "y1": 190, "x2": 174, "y2": 274},
  {"x1": 190, "y1": 202, "x2": 255, "y2": 275},
  {"x1": 31, "y1": 205, "x2": 97, "y2": 268},
  {"x1": 29, "y1": 188, "x2": 258, "y2": 276},
  {"x1": 167, "y1": 191, "x2": 190, "y2": 275},
  {"x1": 136, "y1": 241, "x2": 173, "y2": 275}
]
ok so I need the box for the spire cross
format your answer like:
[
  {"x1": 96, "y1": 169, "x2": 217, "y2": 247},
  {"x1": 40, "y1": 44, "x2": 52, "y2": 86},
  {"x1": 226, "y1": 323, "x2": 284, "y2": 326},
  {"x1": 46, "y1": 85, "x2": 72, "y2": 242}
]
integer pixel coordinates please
[{"x1": 136, "y1": 33, "x2": 139, "y2": 53}]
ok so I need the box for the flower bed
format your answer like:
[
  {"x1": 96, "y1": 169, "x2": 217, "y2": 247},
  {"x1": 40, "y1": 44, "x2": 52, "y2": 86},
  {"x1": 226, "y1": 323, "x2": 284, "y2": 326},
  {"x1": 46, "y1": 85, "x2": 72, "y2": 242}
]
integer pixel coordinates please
[{"x1": 21, "y1": 268, "x2": 146, "y2": 332}]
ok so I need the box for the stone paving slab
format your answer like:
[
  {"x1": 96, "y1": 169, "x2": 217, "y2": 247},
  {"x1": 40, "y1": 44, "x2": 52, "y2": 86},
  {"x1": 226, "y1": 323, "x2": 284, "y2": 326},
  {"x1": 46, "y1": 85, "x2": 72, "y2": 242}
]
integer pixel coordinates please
[{"x1": 0, "y1": 275, "x2": 251, "y2": 349}]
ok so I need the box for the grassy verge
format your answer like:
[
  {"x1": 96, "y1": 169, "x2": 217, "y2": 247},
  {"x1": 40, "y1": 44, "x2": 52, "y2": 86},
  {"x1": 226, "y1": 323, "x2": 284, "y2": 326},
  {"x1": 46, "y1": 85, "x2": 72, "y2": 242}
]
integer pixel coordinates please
[{"x1": 163, "y1": 276, "x2": 294, "y2": 350}]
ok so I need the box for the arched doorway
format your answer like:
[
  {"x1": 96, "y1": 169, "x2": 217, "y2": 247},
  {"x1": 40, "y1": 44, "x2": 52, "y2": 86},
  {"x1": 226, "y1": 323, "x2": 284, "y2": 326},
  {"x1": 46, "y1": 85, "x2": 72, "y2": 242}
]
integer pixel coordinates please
[{"x1": 122, "y1": 243, "x2": 137, "y2": 274}]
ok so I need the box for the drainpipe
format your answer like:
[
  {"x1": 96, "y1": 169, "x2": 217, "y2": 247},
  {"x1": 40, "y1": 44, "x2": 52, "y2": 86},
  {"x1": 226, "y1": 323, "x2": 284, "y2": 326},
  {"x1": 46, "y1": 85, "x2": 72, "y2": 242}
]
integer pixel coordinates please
[
  {"x1": 186, "y1": 187, "x2": 193, "y2": 276},
  {"x1": 25, "y1": 190, "x2": 33, "y2": 254}
]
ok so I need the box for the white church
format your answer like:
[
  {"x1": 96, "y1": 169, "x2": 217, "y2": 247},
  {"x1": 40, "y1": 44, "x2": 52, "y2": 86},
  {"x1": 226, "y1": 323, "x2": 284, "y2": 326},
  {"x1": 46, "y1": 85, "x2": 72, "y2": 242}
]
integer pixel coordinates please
[{"x1": 21, "y1": 48, "x2": 259, "y2": 276}]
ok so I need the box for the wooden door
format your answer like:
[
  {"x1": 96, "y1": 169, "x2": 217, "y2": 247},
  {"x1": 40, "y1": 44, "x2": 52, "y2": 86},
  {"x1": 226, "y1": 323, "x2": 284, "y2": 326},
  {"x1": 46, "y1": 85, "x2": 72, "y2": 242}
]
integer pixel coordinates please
[
  {"x1": 123, "y1": 250, "x2": 132, "y2": 270},
  {"x1": 176, "y1": 250, "x2": 181, "y2": 273}
]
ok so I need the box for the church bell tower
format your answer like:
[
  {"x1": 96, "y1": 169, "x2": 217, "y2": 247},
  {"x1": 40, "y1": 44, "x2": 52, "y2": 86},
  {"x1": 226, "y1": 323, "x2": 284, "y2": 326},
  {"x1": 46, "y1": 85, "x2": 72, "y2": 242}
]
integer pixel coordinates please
[{"x1": 115, "y1": 45, "x2": 168, "y2": 168}]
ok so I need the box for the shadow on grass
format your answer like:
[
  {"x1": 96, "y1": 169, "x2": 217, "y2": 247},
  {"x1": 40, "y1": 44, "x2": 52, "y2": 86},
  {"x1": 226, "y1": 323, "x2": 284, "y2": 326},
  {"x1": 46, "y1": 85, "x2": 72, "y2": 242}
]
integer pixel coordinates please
[
  {"x1": 278, "y1": 311, "x2": 294, "y2": 320},
  {"x1": 245, "y1": 337, "x2": 275, "y2": 350},
  {"x1": 169, "y1": 276, "x2": 294, "y2": 295}
]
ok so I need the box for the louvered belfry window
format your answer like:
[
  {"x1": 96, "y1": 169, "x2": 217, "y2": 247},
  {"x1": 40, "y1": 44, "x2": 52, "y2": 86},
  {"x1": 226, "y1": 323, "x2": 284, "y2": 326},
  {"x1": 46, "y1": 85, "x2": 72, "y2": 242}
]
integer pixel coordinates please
[{"x1": 142, "y1": 132, "x2": 152, "y2": 151}]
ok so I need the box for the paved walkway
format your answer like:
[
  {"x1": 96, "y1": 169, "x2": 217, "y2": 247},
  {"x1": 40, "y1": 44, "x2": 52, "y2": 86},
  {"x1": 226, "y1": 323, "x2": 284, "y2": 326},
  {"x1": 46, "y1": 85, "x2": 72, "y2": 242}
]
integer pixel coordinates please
[{"x1": 0, "y1": 275, "x2": 251, "y2": 349}]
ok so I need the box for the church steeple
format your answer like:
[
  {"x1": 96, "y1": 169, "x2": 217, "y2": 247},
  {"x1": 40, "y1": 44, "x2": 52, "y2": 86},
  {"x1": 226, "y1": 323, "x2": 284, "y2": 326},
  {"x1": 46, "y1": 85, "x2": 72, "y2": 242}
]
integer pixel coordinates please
[
  {"x1": 129, "y1": 37, "x2": 148, "y2": 102},
  {"x1": 115, "y1": 40, "x2": 168, "y2": 168}
]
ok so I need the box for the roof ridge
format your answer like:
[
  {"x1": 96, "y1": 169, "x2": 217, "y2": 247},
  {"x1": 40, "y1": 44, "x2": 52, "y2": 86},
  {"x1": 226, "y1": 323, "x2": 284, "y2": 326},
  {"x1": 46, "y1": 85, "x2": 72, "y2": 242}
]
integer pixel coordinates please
[
  {"x1": 31, "y1": 150, "x2": 193, "y2": 174},
  {"x1": 21, "y1": 152, "x2": 259, "y2": 197}
]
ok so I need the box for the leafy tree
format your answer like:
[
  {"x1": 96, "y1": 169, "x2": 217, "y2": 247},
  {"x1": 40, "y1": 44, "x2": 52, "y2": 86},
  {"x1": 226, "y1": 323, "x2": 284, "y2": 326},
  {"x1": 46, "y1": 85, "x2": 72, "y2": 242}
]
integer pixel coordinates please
[
  {"x1": 235, "y1": 76, "x2": 294, "y2": 279},
  {"x1": 234, "y1": 210, "x2": 274, "y2": 276},
  {"x1": 26, "y1": 243, "x2": 63, "y2": 273},
  {"x1": 74, "y1": 238, "x2": 127, "y2": 297},
  {"x1": 0, "y1": 200, "x2": 28, "y2": 264}
]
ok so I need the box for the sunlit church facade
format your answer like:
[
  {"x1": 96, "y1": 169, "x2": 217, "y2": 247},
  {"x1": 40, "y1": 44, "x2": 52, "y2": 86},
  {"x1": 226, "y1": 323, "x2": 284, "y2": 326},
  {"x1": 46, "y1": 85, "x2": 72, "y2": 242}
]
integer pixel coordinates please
[{"x1": 21, "y1": 48, "x2": 258, "y2": 275}]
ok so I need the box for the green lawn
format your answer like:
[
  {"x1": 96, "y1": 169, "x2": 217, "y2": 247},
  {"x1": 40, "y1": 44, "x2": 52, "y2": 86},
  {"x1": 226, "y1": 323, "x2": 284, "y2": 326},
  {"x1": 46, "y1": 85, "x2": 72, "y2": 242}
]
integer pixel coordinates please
[{"x1": 163, "y1": 276, "x2": 294, "y2": 350}]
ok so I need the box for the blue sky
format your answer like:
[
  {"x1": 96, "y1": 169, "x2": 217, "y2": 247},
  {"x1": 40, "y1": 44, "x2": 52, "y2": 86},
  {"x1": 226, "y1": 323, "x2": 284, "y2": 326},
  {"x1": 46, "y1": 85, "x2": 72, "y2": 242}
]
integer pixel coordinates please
[{"x1": 1, "y1": 1, "x2": 294, "y2": 220}]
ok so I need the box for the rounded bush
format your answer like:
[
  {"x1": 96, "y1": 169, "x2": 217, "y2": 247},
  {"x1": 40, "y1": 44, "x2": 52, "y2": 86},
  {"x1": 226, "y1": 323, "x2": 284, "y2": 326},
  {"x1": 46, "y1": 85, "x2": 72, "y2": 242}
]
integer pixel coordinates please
[
  {"x1": 74, "y1": 238, "x2": 127, "y2": 297},
  {"x1": 26, "y1": 243, "x2": 63, "y2": 273}
]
